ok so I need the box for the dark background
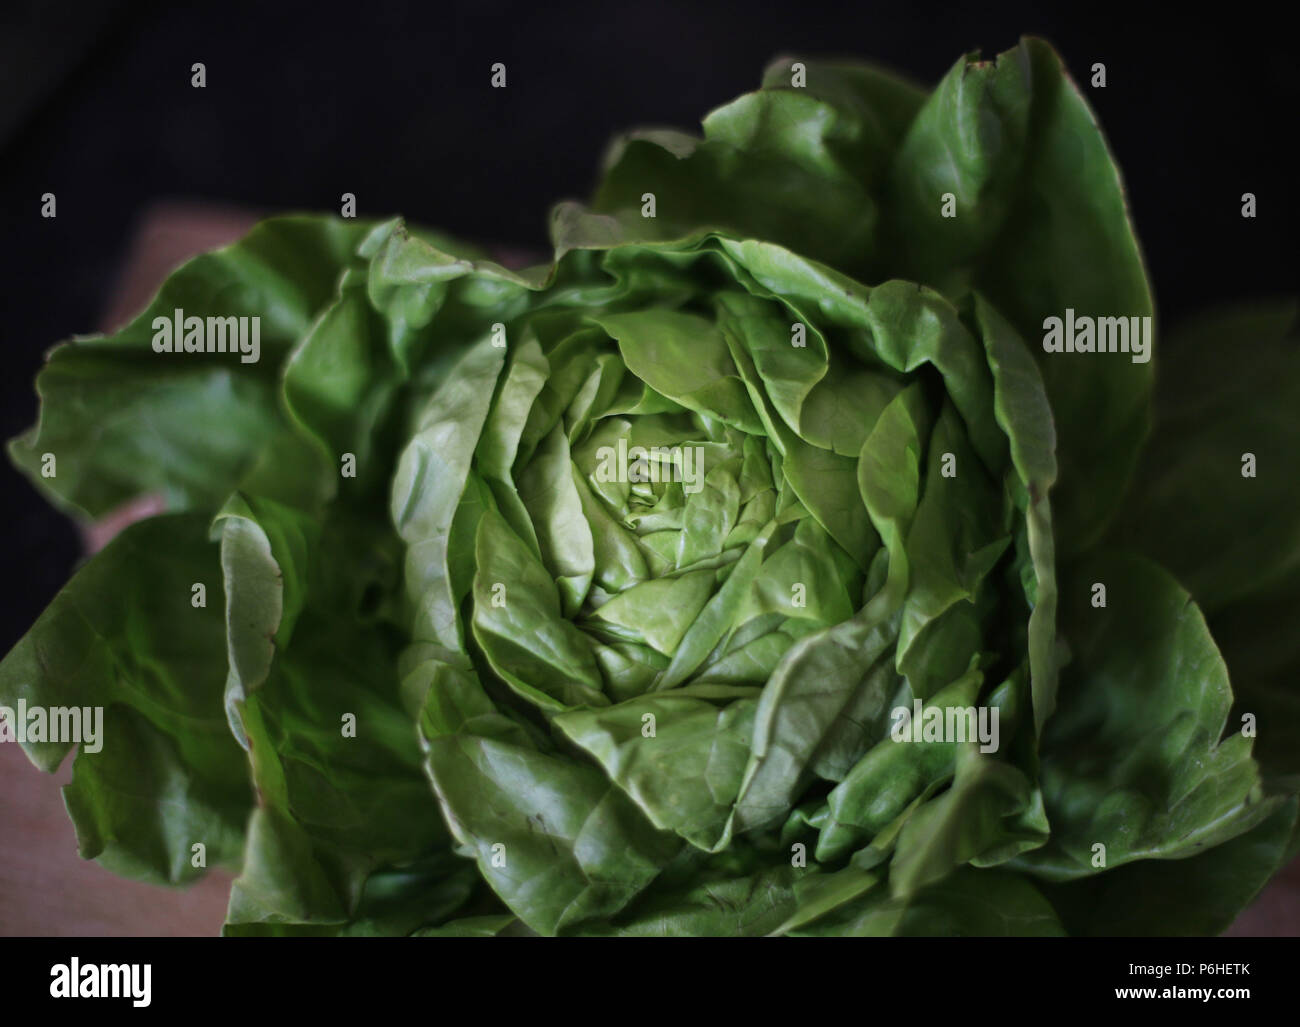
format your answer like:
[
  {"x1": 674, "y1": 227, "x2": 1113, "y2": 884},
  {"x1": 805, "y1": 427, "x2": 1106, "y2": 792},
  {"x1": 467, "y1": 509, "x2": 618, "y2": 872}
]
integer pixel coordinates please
[{"x1": 2, "y1": 0, "x2": 1296, "y2": 650}]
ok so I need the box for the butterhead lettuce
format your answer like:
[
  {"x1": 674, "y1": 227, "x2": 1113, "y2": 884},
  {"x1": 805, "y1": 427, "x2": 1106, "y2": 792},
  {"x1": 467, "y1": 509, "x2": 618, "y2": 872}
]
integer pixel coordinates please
[{"x1": 3, "y1": 36, "x2": 1296, "y2": 937}]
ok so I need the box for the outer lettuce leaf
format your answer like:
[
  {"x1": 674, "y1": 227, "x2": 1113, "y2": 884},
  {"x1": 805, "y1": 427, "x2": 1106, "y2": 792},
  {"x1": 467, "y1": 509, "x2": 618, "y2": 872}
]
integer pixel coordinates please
[
  {"x1": 217, "y1": 484, "x2": 453, "y2": 932},
  {"x1": 8, "y1": 217, "x2": 375, "y2": 519},
  {"x1": 580, "y1": 862, "x2": 812, "y2": 937},
  {"x1": 889, "y1": 41, "x2": 1152, "y2": 551},
  {"x1": 1015, "y1": 551, "x2": 1273, "y2": 880},
  {"x1": 791, "y1": 866, "x2": 1066, "y2": 937},
  {"x1": 579, "y1": 850, "x2": 1065, "y2": 937},
  {"x1": 591, "y1": 62, "x2": 924, "y2": 282},
  {"x1": 1040, "y1": 797, "x2": 1299, "y2": 936},
  {"x1": 0, "y1": 514, "x2": 250, "y2": 883},
  {"x1": 1109, "y1": 301, "x2": 1300, "y2": 782},
  {"x1": 226, "y1": 851, "x2": 493, "y2": 937}
]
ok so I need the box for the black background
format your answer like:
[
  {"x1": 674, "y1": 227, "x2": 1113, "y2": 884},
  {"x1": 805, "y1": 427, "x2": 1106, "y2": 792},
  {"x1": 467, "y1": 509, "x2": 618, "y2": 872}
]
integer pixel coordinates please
[
  {"x1": 0, "y1": 936, "x2": 1281, "y2": 1010},
  {"x1": 2, "y1": 0, "x2": 1296, "y2": 650}
]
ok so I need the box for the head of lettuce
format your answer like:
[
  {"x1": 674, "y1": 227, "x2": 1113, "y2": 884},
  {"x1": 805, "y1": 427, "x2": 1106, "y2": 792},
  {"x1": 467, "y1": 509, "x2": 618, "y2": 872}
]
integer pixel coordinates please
[{"x1": 4, "y1": 36, "x2": 1297, "y2": 936}]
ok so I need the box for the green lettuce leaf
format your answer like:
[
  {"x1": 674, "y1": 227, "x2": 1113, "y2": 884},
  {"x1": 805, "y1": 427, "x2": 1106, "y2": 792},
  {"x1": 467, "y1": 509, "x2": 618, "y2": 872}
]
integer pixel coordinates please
[{"x1": 0, "y1": 514, "x2": 250, "y2": 883}]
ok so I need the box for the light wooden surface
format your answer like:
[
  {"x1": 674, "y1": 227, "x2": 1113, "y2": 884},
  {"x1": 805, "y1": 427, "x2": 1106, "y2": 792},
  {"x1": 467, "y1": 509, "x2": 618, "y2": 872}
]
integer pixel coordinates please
[{"x1": 0, "y1": 739, "x2": 233, "y2": 935}]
